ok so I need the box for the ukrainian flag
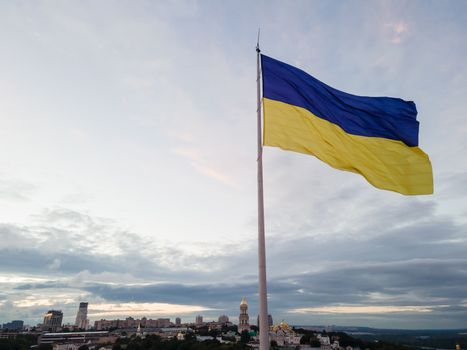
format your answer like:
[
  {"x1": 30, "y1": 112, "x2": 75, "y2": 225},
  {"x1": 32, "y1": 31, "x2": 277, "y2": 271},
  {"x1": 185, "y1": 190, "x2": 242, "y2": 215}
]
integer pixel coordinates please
[{"x1": 261, "y1": 55, "x2": 433, "y2": 195}]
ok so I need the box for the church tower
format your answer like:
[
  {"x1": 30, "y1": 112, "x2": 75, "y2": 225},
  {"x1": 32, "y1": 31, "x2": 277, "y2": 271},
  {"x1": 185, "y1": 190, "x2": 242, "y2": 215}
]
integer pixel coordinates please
[{"x1": 238, "y1": 297, "x2": 250, "y2": 333}]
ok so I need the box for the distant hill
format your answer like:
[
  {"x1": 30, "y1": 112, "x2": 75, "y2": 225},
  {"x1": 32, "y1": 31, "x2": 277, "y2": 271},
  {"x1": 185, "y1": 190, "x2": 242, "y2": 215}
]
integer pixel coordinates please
[{"x1": 294, "y1": 326, "x2": 467, "y2": 349}]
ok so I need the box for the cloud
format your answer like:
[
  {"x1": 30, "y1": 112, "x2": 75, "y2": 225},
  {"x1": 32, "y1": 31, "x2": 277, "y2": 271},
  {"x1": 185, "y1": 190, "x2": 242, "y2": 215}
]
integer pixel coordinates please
[
  {"x1": 172, "y1": 147, "x2": 241, "y2": 189},
  {"x1": 0, "y1": 178, "x2": 36, "y2": 201},
  {"x1": 14, "y1": 296, "x2": 75, "y2": 308},
  {"x1": 436, "y1": 171, "x2": 467, "y2": 199},
  {"x1": 2, "y1": 198, "x2": 467, "y2": 327},
  {"x1": 385, "y1": 22, "x2": 409, "y2": 44},
  {"x1": 48, "y1": 258, "x2": 61, "y2": 270},
  {"x1": 291, "y1": 305, "x2": 432, "y2": 314},
  {"x1": 88, "y1": 302, "x2": 212, "y2": 318},
  {"x1": 190, "y1": 162, "x2": 240, "y2": 189},
  {"x1": 82, "y1": 282, "x2": 258, "y2": 307}
]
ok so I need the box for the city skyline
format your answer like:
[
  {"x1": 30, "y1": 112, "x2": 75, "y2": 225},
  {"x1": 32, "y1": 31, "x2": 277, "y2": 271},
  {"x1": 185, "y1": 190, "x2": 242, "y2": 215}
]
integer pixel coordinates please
[
  {"x1": 1, "y1": 299, "x2": 258, "y2": 329},
  {"x1": 1, "y1": 0, "x2": 467, "y2": 329}
]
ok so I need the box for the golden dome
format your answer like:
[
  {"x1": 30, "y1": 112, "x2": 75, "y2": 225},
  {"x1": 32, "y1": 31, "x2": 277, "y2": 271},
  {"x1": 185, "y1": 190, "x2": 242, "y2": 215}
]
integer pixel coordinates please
[{"x1": 240, "y1": 297, "x2": 248, "y2": 305}]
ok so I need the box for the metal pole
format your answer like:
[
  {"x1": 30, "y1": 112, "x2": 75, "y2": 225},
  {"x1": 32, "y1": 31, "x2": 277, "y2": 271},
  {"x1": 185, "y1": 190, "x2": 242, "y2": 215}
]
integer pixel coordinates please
[{"x1": 256, "y1": 39, "x2": 269, "y2": 350}]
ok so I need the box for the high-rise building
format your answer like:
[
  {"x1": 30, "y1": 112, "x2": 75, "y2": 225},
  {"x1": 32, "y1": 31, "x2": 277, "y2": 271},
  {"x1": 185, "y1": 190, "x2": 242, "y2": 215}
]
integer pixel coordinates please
[
  {"x1": 43, "y1": 310, "x2": 63, "y2": 332},
  {"x1": 238, "y1": 297, "x2": 250, "y2": 333},
  {"x1": 75, "y1": 302, "x2": 89, "y2": 330},
  {"x1": 94, "y1": 317, "x2": 171, "y2": 330},
  {"x1": 156, "y1": 318, "x2": 171, "y2": 328},
  {"x1": 175, "y1": 317, "x2": 181, "y2": 326},
  {"x1": 195, "y1": 315, "x2": 203, "y2": 326},
  {"x1": 218, "y1": 315, "x2": 229, "y2": 324},
  {"x1": 2, "y1": 320, "x2": 24, "y2": 331}
]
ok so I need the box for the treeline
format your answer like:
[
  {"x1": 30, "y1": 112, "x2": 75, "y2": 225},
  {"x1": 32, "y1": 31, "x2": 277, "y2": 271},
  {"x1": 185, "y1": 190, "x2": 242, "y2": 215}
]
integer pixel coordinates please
[
  {"x1": 0, "y1": 335, "x2": 38, "y2": 350},
  {"x1": 113, "y1": 334, "x2": 250, "y2": 350},
  {"x1": 357, "y1": 331, "x2": 467, "y2": 350},
  {"x1": 294, "y1": 328, "x2": 412, "y2": 350}
]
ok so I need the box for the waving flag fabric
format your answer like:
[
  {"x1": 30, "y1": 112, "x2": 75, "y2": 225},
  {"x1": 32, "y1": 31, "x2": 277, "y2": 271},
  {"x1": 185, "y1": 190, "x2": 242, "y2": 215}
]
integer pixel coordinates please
[{"x1": 261, "y1": 55, "x2": 433, "y2": 195}]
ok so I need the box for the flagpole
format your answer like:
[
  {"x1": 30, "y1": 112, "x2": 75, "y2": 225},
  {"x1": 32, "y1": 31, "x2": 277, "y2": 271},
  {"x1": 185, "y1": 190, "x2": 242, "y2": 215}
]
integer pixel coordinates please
[{"x1": 256, "y1": 35, "x2": 269, "y2": 350}]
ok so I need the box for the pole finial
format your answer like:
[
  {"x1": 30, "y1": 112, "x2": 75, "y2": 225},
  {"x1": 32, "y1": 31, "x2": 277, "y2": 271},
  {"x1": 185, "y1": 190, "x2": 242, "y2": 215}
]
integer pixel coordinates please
[{"x1": 256, "y1": 28, "x2": 261, "y2": 53}]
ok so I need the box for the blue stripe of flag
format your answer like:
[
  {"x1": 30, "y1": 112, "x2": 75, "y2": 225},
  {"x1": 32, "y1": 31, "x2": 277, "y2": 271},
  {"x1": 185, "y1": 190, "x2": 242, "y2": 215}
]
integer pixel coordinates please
[{"x1": 261, "y1": 55, "x2": 419, "y2": 147}]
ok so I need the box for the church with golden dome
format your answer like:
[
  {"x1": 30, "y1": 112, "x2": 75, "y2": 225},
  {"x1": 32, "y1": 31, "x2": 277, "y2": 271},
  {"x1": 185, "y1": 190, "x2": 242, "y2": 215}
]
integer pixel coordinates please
[
  {"x1": 269, "y1": 320, "x2": 302, "y2": 347},
  {"x1": 238, "y1": 297, "x2": 250, "y2": 333}
]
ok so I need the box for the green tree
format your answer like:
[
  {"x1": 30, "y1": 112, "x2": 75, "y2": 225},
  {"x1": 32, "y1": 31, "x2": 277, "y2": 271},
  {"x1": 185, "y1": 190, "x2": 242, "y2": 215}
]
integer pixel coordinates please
[
  {"x1": 38, "y1": 344, "x2": 53, "y2": 350},
  {"x1": 309, "y1": 337, "x2": 321, "y2": 347},
  {"x1": 300, "y1": 334, "x2": 310, "y2": 344},
  {"x1": 208, "y1": 328, "x2": 220, "y2": 339},
  {"x1": 0, "y1": 334, "x2": 38, "y2": 350},
  {"x1": 221, "y1": 325, "x2": 238, "y2": 334},
  {"x1": 239, "y1": 330, "x2": 250, "y2": 344},
  {"x1": 184, "y1": 332, "x2": 197, "y2": 341}
]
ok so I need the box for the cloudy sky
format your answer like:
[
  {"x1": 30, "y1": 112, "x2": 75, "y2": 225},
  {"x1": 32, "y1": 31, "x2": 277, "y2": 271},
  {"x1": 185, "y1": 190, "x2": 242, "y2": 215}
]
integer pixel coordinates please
[{"x1": 1, "y1": 0, "x2": 467, "y2": 329}]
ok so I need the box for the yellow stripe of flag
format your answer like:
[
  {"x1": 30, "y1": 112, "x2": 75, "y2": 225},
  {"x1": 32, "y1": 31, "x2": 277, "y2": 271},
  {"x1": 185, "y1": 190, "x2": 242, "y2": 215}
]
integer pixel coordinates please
[{"x1": 263, "y1": 98, "x2": 433, "y2": 195}]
